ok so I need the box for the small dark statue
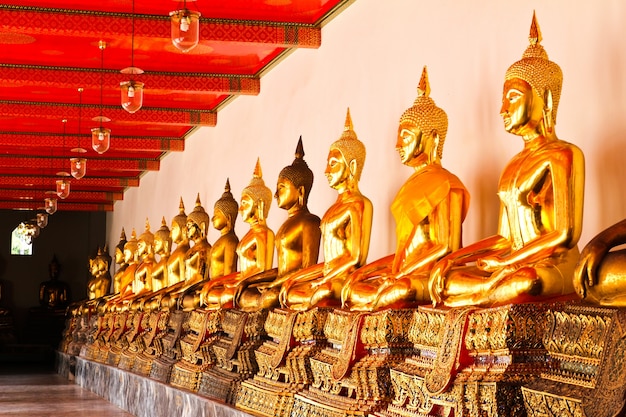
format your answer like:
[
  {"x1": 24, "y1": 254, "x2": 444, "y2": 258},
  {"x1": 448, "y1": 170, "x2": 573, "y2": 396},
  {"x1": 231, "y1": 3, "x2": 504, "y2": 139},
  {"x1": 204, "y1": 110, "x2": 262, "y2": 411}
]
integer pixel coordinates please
[{"x1": 39, "y1": 255, "x2": 70, "y2": 309}]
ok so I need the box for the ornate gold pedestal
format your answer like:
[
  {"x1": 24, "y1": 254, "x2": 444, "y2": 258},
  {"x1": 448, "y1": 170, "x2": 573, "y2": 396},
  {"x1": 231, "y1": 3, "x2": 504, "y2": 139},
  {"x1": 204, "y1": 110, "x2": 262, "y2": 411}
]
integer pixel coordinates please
[
  {"x1": 236, "y1": 308, "x2": 330, "y2": 417},
  {"x1": 133, "y1": 310, "x2": 170, "y2": 376},
  {"x1": 150, "y1": 310, "x2": 188, "y2": 383},
  {"x1": 522, "y1": 303, "x2": 626, "y2": 417},
  {"x1": 197, "y1": 309, "x2": 268, "y2": 404},
  {"x1": 292, "y1": 309, "x2": 414, "y2": 417},
  {"x1": 119, "y1": 311, "x2": 150, "y2": 371},
  {"x1": 105, "y1": 312, "x2": 132, "y2": 367},
  {"x1": 376, "y1": 303, "x2": 553, "y2": 417},
  {"x1": 169, "y1": 309, "x2": 222, "y2": 391}
]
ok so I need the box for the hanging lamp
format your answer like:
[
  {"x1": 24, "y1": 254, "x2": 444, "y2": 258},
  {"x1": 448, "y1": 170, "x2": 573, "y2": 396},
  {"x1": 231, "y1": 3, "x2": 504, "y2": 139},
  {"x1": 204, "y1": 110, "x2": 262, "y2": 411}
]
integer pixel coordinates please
[
  {"x1": 120, "y1": 0, "x2": 144, "y2": 113},
  {"x1": 36, "y1": 212, "x2": 48, "y2": 229},
  {"x1": 56, "y1": 119, "x2": 71, "y2": 198},
  {"x1": 170, "y1": 0, "x2": 201, "y2": 53},
  {"x1": 44, "y1": 197, "x2": 57, "y2": 215},
  {"x1": 92, "y1": 40, "x2": 111, "y2": 154},
  {"x1": 70, "y1": 88, "x2": 87, "y2": 179}
]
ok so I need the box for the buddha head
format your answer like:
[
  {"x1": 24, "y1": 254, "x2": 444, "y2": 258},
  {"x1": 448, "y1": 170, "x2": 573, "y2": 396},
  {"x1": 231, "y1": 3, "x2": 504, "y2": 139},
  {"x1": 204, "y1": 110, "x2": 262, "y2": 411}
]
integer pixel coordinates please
[
  {"x1": 397, "y1": 66, "x2": 448, "y2": 166},
  {"x1": 171, "y1": 197, "x2": 187, "y2": 245},
  {"x1": 124, "y1": 229, "x2": 139, "y2": 264},
  {"x1": 115, "y1": 228, "x2": 128, "y2": 265},
  {"x1": 241, "y1": 158, "x2": 272, "y2": 223},
  {"x1": 503, "y1": 12, "x2": 562, "y2": 134},
  {"x1": 276, "y1": 136, "x2": 314, "y2": 209},
  {"x1": 154, "y1": 216, "x2": 172, "y2": 256},
  {"x1": 326, "y1": 108, "x2": 366, "y2": 189},
  {"x1": 137, "y1": 218, "x2": 154, "y2": 257},
  {"x1": 186, "y1": 194, "x2": 210, "y2": 240},
  {"x1": 213, "y1": 179, "x2": 239, "y2": 232}
]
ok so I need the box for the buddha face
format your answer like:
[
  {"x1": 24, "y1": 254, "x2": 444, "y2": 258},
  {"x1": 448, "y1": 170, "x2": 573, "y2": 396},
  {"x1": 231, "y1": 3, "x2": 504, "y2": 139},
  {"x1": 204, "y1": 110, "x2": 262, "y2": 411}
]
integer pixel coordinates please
[
  {"x1": 212, "y1": 209, "x2": 228, "y2": 231},
  {"x1": 396, "y1": 123, "x2": 425, "y2": 165},
  {"x1": 275, "y1": 176, "x2": 301, "y2": 210},
  {"x1": 325, "y1": 148, "x2": 349, "y2": 190},
  {"x1": 186, "y1": 219, "x2": 201, "y2": 240},
  {"x1": 123, "y1": 246, "x2": 135, "y2": 263},
  {"x1": 240, "y1": 194, "x2": 256, "y2": 223},
  {"x1": 115, "y1": 248, "x2": 124, "y2": 264},
  {"x1": 500, "y1": 78, "x2": 544, "y2": 137},
  {"x1": 154, "y1": 237, "x2": 164, "y2": 255},
  {"x1": 137, "y1": 239, "x2": 147, "y2": 257}
]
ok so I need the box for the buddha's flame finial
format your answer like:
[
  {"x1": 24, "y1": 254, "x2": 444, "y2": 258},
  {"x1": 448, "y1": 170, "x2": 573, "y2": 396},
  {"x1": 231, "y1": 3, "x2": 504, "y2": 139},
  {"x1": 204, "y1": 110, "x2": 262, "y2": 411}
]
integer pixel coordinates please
[
  {"x1": 529, "y1": 11, "x2": 542, "y2": 46},
  {"x1": 144, "y1": 217, "x2": 150, "y2": 232},
  {"x1": 418, "y1": 66, "x2": 431, "y2": 98},
  {"x1": 131, "y1": 228, "x2": 137, "y2": 240},
  {"x1": 195, "y1": 193, "x2": 201, "y2": 207},
  {"x1": 344, "y1": 108, "x2": 353, "y2": 132},
  {"x1": 295, "y1": 135, "x2": 305, "y2": 160},
  {"x1": 161, "y1": 216, "x2": 167, "y2": 228},
  {"x1": 225, "y1": 178, "x2": 231, "y2": 193},
  {"x1": 178, "y1": 196, "x2": 185, "y2": 214},
  {"x1": 253, "y1": 157, "x2": 263, "y2": 179},
  {"x1": 120, "y1": 227, "x2": 127, "y2": 240}
]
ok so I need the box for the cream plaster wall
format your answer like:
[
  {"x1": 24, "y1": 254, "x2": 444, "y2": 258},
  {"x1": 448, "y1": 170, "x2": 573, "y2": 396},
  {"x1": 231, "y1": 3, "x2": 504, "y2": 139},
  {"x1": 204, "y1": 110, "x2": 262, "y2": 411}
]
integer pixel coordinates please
[{"x1": 107, "y1": 0, "x2": 626, "y2": 272}]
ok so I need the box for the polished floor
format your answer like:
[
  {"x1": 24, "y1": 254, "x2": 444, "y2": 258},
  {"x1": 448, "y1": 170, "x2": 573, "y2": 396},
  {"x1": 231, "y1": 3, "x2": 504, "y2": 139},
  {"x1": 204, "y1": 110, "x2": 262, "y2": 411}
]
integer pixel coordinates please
[{"x1": 0, "y1": 362, "x2": 134, "y2": 417}]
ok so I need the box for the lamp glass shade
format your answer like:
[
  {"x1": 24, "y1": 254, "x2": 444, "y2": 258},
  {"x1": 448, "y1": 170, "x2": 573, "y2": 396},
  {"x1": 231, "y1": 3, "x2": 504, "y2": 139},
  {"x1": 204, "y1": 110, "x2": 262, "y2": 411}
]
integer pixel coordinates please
[
  {"x1": 91, "y1": 126, "x2": 111, "y2": 154},
  {"x1": 70, "y1": 157, "x2": 87, "y2": 179},
  {"x1": 37, "y1": 212, "x2": 48, "y2": 228},
  {"x1": 120, "y1": 80, "x2": 144, "y2": 113},
  {"x1": 170, "y1": 9, "x2": 201, "y2": 53},
  {"x1": 56, "y1": 179, "x2": 70, "y2": 199},
  {"x1": 44, "y1": 197, "x2": 57, "y2": 215}
]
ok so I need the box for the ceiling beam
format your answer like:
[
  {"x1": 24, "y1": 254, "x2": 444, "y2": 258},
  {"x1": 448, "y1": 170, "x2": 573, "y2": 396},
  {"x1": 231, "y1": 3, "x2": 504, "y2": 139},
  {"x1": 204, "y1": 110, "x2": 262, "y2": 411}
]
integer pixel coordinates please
[
  {"x1": 0, "y1": 102, "x2": 217, "y2": 127},
  {"x1": 0, "y1": 65, "x2": 260, "y2": 96},
  {"x1": 0, "y1": 156, "x2": 159, "y2": 172},
  {"x1": 0, "y1": 8, "x2": 321, "y2": 48},
  {"x1": 0, "y1": 176, "x2": 139, "y2": 188},
  {"x1": 0, "y1": 200, "x2": 114, "y2": 212},
  {"x1": 2, "y1": 188, "x2": 123, "y2": 202},
  {"x1": 0, "y1": 133, "x2": 184, "y2": 153}
]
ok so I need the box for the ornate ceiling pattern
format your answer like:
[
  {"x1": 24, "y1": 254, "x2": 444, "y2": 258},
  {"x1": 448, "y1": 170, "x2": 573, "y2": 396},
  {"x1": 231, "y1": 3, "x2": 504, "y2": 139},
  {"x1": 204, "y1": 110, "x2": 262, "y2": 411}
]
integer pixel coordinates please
[{"x1": 0, "y1": 0, "x2": 353, "y2": 211}]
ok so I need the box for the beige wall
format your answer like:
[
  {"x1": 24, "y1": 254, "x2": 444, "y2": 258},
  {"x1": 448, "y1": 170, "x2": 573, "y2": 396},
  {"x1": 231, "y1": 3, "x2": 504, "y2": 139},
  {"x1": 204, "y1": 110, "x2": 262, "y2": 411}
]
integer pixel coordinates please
[{"x1": 107, "y1": 0, "x2": 626, "y2": 271}]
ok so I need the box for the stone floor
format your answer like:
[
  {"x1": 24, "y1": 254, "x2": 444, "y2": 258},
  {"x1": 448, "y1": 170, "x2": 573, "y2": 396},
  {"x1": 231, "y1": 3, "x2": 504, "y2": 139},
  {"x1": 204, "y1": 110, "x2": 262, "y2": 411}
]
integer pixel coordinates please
[{"x1": 0, "y1": 361, "x2": 134, "y2": 417}]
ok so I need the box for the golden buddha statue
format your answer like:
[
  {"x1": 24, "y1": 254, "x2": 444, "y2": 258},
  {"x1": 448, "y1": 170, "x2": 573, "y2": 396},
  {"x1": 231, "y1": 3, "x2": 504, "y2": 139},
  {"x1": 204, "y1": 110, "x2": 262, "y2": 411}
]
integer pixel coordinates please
[
  {"x1": 198, "y1": 159, "x2": 275, "y2": 309},
  {"x1": 574, "y1": 219, "x2": 626, "y2": 305},
  {"x1": 168, "y1": 198, "x2": 190, "y2": 287},
  {"x1": 87, "y1": 246, "x2": 112, "y2": 300},
  {"x1": 237, "y1": 137, "x2": 321, "y2": 311},
  {"x1": 151, "y1": 217, "x2": 171, "y2": 292},
  {"x1": 209, "y1": 179, "x2": 240, "y2": 279},
  {"x1": 179, "y1": 181, "x2": 240, "y2": 309},
  {"x1": 342, "y1": 68, "x2": 470, "y2": 311},
  {"x1": 143, "y1": 199, "x2": 190, "y2": 310},
  {"x1": 279, "y1": 109, "x2": 373, "y2": 311},
  {"x1": 39, "y1": 255, "x2": 70, "y2": 309},
  {"x1": 112, "y1": 229, "x2": 128, "y2": 294},
  {"x1": 118, "y1": 229, "x2": 139, "y2": 298},
  {"x1": 131, "y1": 219, "x2": 156, "y2": 297},
  {"x1": 184, "y1": 194, "x2": 212, "y2": 284},
  {"x1": 429, "y1": 13, "x2": 584, "y2": 308}
]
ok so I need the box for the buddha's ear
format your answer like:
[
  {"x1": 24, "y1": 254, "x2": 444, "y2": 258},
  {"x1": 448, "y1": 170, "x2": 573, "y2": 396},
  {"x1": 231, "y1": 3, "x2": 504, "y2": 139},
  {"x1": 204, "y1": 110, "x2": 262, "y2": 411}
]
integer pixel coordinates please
[
  {"x1": 542, "y1": 88, "x2": 554, "y2": 133},
  {"x1": 349, "y1": 158, "x2": 358, "y2": 178},
  {"x1": 430, "y1": 130, "x2": 440, "y2": 160},
  {"x1": 298, "y1": 185, "x2": 306, "y2": 206},
  {"x1": 543, "y1": 88, "x2": 553, "y2": 113}
]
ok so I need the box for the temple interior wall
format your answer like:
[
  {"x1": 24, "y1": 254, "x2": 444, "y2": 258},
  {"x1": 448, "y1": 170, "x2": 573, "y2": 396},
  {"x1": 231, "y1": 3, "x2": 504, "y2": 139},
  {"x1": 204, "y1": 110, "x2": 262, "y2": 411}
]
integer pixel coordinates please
[{"x1": 106, "y1": 0, "x2": 626, "y2": 272}]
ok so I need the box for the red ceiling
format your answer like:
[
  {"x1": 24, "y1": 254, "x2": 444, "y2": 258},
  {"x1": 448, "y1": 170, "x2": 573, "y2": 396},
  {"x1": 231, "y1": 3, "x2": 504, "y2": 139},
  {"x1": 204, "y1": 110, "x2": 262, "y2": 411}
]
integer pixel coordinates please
[{"x1": 0, "y1": 0, "x2": 352, "y2": 211}]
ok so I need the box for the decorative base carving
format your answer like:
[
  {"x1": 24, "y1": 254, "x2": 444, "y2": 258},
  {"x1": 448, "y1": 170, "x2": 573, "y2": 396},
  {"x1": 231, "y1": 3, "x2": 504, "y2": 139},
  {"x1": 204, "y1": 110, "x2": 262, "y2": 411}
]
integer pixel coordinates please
[
  {"x1": 522, "y1": 303, "x2": 626, "y2": 417},
  {"x1": 199, "y1": 309, "x2": 269, "y2": 404},
  {"x1": 294, "y1": 309, "x2": 415, "y2": 417},
  {"x1": 378, "y1": 303, "x2": 555, "y2": 417}
]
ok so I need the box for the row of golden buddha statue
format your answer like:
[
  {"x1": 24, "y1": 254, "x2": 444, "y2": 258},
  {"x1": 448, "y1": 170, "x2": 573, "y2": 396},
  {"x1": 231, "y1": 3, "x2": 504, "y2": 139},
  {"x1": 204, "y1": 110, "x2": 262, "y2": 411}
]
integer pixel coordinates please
[{"x1": 61, "y1": 13, "x2": 626, "y2": 417}]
